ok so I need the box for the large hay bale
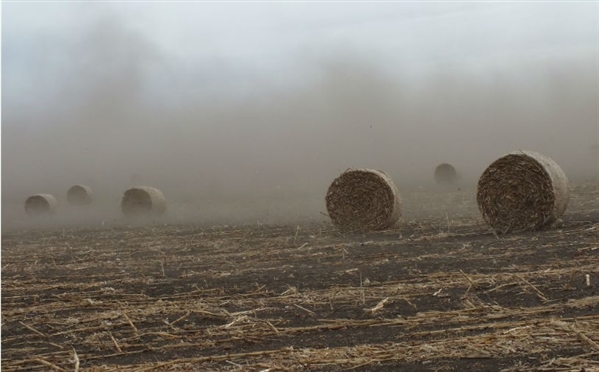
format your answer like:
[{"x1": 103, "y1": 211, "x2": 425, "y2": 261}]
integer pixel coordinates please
[
  {"x1": 434, "y1": 163, "x2": 458, "y2": 185},
  {"x1": 477, "y1": 150, "x2": 570, "y2": 234},
  {"x1": 67, "y1": 184, "x2": 94, "y2": 206},
  {"x1": 121, "y1": 186, "x2": 166, "y2": 217},
  {"x1": 325, "y1": 169, "x2": 402, "y2": 232},
  {"x1": 25, "y1": 194, "x2": 58, "y2": 216}
]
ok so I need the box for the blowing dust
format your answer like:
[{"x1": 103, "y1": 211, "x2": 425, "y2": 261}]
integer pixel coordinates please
[{"x1": 2, "y1": 10, "x2": 598, "y2": 230}]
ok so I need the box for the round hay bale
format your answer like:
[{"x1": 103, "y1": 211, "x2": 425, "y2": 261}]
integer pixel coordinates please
[
  {"x1": 25, "y1": 194, "x2": 58, "y2": 216},
  {"x1": 434, "y1": 163, "x2": 458, "y2": 185},
  {"x1": 325, "y1": 169, "x2": 402, "y2": 232},
  {"x1": 67, "y1": 184, "x2": 94, "y2": 206},
  {"x1": 477, "y1": 150, "x2": 570, "y2": 234},
  {"x1": 121, "y1": 186, "x2": 166, "y2": 217}
]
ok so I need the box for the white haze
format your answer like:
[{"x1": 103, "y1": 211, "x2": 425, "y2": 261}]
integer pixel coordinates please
[{"x1": 2, "y1": 2, "x2": 598, "y2": 229}]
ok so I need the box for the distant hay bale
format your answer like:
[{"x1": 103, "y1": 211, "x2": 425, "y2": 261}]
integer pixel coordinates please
[
  {"x1": 434, "y1": 163, "x2": 458, "y2": 185},
  {"x1": 67, "y1": 184, "x2": 94, "y2": 206},
  {"x1": 25, "y1": 194, "x2": 58, "y2": 216},
  {"x1": 325, "y1": 169, "x2": 402, "y2": 232},
  {"x1": 121, "y1": 186, "x2": 166, "y2": 217},
  {"x1": 477, "y1": 150, "x2": 570, "y2": 234}
]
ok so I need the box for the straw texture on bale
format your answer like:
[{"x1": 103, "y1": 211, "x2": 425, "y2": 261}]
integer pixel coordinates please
[
  {"x1": 121, "y1": 186, "x2": 166, "y2": 217},
  {"x1": 477, "y1": 150, "x2": 570, "y2": 234},
  {"x1": 25, "y1": 194, "x2": 58, "y2": 216},
  {"x1": 434, "y1": 163, "x2": 458, "y2": 185},
  {"x1": 67, "y1": 184, "x2": 94, "y2": 206},
  {"x1": 325, "y1": 169, "x2": 401, "y2": 232}
]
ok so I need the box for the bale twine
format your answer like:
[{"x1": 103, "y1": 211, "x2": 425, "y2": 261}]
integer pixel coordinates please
[
  {"x1": 434, "y1": 163, "x2": 458, "y2": 185},
  {"x1": 325, "y1": 169, "x2": 402, "y2": 232},
  {"x1": 67, "y1": 184, "x2": 94, "y2": 206},
  {"x1": 121, "y1": 186, "x2": 166, "y2": 217},
  {"x1": 25, "y1": 194, "x2": 58, "y2": 216},
  {"x1": 477, "y1": 150, "x2": 570, "y2": 234}
]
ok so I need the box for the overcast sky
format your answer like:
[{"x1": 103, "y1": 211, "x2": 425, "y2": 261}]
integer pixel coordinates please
[
  {"x1": 2, "y1": 2, "x2": 598, "y2": 225},
  {"x1": 4, "y1": 2, "x2": 597, "y2": 106}
]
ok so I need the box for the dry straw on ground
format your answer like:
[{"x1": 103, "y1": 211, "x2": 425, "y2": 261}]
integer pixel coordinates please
[
  {"x1": 325, "y1": 168, "x2": 401, "y2": 232},
  {"x1": 434, "y1": 163, "x2": 458, "y2": 185},
  {"x1": 2, "y1": 184, "x2": 598, "y2": 371},
  {"x1": 24, "y1": 194, "x2": 58, "y2": 216},
  {"x1": 121, "y1": 186, "x2": 166, "y2": 217},
  {"x1": 67, "y1": 184, "x2": 94, "y2": 206},
  {"x1": 477, "y1": 150, "x2": 570, "y2": 234}
]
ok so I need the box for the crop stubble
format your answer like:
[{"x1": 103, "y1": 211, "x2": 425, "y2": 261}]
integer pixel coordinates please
[{"x1": 2, "y1": 183, "x2": 598, "y2": 371}]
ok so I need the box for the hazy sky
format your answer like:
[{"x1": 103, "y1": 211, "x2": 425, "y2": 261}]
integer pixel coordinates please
[
  {"x1": 2, "y1": 2, "x2": 598, "y2": 225},
  {"x1": 4, "y1": 2, "x2": 598, "y2": 105}
]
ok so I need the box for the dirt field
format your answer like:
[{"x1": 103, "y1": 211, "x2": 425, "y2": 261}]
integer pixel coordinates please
[{"x1": 2, "y1": 184, "x2": 598, "y2": 371}]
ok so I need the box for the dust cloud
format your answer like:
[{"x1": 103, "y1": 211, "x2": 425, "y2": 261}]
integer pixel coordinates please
[{"x1": 2, "y1": 12, "x2": 598, "y2": 230}]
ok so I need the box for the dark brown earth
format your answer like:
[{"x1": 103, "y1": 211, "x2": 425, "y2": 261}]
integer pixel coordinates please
[{"x1": 2, "y1": 184, "x2": 598, "y2": 371}]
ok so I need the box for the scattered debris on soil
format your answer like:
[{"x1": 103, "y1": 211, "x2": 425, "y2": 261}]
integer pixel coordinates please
[{"x1": 2, "y1": 183, "x2": 598, "y2": 371}]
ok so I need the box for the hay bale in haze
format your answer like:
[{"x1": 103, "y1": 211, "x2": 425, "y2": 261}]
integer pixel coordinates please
[
  {"x1": 434, "y1": 163, "x2": 458, "y2": 185},
  {"x1": 67, "y1": 184, "x2": 94, "y2": 206},
  {"x1": 25, "y1": 194, "x2": 58, "y2": 216},
  {"x1": 477, "y1": 150, "x2": 570, "y2": 234},
  {"x1": 121, "y1": 186, "x2": 166, "y2": 217},
  {"x1": 325, "y1": 169, "x2": 401, "y2": 232}
]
